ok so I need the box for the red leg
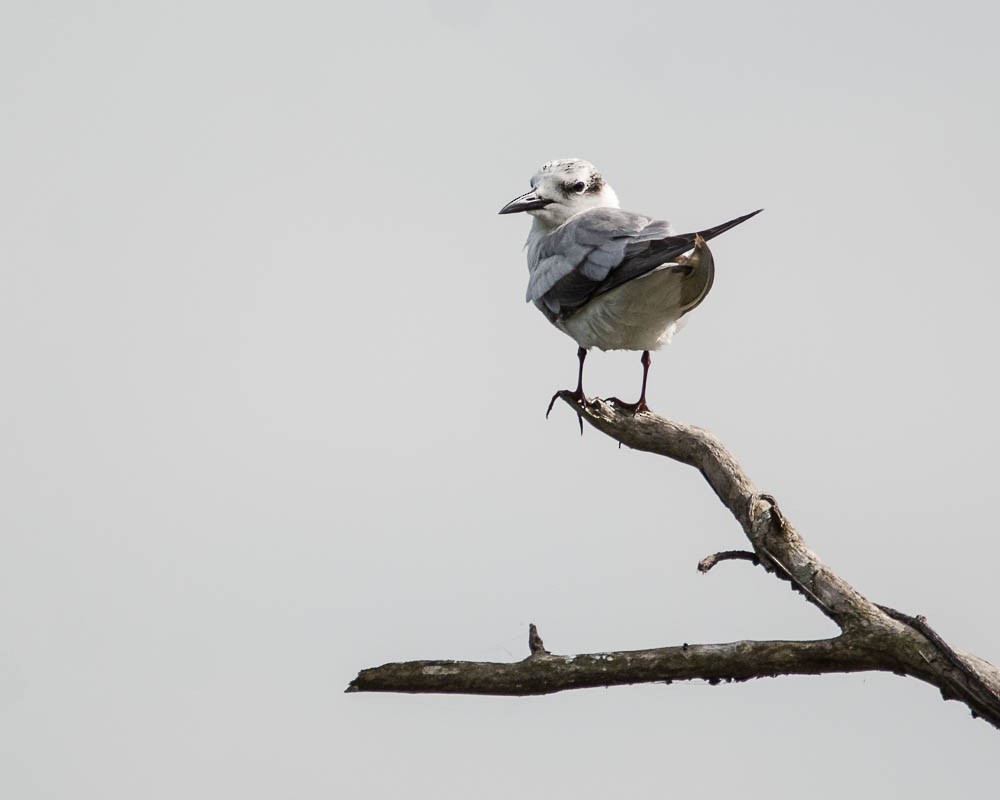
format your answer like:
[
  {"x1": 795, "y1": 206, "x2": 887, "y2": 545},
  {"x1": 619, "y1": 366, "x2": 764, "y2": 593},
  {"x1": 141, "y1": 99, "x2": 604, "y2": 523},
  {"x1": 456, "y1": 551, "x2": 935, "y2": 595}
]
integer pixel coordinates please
[
  {"x1": 636, "y1": 350, "x2": 651, "y2": 413},
  {"x1": 547, "y1": 347, "x2": 589, "y2": 434},
  {"x1": 608, "y1": 350, "x2": 652, "y2": 414}
]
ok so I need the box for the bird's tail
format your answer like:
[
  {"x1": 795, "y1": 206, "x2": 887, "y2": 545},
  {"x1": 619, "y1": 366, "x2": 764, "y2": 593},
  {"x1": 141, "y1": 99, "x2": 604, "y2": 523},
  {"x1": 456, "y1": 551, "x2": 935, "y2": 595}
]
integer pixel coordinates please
[{"x1": 695, "y1": 208, "x2": 764, "y2": 243}]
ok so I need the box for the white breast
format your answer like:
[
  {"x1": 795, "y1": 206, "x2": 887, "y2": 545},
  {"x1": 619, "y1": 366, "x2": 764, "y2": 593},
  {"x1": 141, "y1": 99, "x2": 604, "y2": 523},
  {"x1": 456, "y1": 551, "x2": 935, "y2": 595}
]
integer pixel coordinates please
[{"x1": 558, "y1": 266, "x2": 690, "y2": 351}]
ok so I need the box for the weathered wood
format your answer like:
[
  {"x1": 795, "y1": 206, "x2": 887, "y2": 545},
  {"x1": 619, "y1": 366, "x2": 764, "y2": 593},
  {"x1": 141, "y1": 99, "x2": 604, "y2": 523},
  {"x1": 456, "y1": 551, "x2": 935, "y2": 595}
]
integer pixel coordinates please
[
  {"x1": 347, "y1": 396, "x2": 1000, "y2": 729},
  {"x1": 347, "y1": 637, "x2": 886, "y2": 696}
]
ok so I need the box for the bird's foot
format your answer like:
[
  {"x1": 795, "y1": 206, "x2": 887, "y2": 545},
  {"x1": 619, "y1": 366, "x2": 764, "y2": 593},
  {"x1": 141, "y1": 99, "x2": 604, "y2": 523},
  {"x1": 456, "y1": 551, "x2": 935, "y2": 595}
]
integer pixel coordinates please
[
  {"x1": 606, "y1": 396, "x2": 650, "y2": 415},
  {"x1": 546, "y1": 388, "x2": 587, "y2": 417},
  {"x1": 546, "y1": 388, "x2": 588, "y2": 435}
]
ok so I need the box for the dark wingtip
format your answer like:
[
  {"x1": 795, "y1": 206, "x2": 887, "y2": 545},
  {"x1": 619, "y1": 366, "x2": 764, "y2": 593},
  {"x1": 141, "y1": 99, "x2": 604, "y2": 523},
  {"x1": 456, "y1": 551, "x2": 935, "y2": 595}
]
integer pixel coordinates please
[{"x1": 696, "y1": 208, "x2": 764, "y2": 242}]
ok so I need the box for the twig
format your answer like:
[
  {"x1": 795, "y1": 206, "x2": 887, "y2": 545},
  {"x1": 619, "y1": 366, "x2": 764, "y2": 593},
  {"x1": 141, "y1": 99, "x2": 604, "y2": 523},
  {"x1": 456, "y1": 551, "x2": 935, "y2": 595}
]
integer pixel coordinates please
[
  {"x1": 527, "y1": 623, "x2": 549, "y2": 657},
  {"x1": 698, "y1": 550, "x2": 758, "y2": 573}
]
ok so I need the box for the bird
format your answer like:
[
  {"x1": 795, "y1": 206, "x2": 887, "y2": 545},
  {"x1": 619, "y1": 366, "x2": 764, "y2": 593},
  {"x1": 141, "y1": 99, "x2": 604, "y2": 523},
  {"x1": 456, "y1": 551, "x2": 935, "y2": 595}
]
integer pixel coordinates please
[{"x1": 499, "y1": 158, "x2": 761, "y2": 416}]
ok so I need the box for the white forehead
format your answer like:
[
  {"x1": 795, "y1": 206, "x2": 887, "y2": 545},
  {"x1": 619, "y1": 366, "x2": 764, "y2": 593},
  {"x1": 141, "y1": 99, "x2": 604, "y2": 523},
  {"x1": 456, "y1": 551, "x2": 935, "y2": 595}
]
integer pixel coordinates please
[{"x1": 529, "y1": 158, "x2": 597, "y2": 187}]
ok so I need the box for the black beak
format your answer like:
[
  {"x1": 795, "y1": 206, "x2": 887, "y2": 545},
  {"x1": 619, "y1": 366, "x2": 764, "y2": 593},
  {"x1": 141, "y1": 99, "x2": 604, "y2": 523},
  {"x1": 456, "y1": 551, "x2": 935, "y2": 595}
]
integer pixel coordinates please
[{"x1": 498, "y1": 190, "x2": 553, "y2": 215}]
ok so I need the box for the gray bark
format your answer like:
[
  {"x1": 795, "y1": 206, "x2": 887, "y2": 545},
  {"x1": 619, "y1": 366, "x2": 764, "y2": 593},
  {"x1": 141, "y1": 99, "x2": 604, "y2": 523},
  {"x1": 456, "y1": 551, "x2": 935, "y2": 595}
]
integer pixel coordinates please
[{"x1": 347, "y1": 394, "x2": 1000, "y2": 730}]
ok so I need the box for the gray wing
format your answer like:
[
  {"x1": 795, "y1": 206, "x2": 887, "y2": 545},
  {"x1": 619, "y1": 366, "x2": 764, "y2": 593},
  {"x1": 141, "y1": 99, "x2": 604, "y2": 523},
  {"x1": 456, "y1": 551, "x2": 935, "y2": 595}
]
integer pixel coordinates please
[
  {"x1": 526, "y1": 207, "x2": 762, "y2": 322},
  {"x1": 526, "y1": 208, "x2": 703, "y2": 322}
]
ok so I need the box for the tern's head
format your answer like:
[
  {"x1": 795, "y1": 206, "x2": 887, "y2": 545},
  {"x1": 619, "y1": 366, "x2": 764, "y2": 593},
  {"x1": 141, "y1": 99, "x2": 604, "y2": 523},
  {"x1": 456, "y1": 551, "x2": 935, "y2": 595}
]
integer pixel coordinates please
[{"x1": 499, "y1": 159, "x2": 619, "y2": 229}]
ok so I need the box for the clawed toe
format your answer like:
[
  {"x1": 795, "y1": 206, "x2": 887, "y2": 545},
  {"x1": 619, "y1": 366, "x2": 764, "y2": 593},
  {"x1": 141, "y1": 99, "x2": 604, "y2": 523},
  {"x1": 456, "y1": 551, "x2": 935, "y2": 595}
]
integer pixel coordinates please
[
  {"x1": 606, "y1": 396, "x2": 650, "y2": 415},
  {"x1": 546, "y1": 389, "x2": 588, "y2": 435},
  {"x1": 546, "y1": 388, "x2": 586, "y2": 418}
]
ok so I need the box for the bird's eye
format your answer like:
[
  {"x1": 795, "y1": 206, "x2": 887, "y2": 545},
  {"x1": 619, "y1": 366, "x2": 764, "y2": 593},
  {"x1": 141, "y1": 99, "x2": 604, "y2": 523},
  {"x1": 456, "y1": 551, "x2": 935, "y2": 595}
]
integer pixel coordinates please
[{"x1": 571, "y1": 181, "x2": 586, "y2": 193}]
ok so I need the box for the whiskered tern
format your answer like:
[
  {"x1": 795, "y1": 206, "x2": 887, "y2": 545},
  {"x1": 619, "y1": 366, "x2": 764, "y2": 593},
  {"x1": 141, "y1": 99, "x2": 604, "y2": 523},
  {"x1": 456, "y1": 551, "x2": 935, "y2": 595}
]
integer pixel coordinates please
[{"x1": 500, "y1": 158, "x2": 761, "y2": 415}]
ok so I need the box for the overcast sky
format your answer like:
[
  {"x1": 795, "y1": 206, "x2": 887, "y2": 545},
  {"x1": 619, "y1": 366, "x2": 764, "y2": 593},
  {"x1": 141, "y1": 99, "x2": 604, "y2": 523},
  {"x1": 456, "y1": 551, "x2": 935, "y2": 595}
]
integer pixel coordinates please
[{"x1": 3, "y1": 1, "x2": 999, "y2": 797}]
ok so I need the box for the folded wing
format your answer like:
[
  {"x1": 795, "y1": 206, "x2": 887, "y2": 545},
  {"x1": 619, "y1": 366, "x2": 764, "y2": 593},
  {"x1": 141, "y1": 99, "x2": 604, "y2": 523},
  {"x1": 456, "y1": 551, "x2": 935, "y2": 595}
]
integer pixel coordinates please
[{"x1": 527, "y1": 208, "x2": 761, "y2": 322}]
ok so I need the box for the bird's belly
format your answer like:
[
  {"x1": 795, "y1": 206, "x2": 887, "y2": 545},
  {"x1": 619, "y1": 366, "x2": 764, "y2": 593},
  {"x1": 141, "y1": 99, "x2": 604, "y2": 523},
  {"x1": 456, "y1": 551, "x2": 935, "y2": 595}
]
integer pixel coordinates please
[{"x1": 558, "y1": 268, "x2": 688, "y2": 351}]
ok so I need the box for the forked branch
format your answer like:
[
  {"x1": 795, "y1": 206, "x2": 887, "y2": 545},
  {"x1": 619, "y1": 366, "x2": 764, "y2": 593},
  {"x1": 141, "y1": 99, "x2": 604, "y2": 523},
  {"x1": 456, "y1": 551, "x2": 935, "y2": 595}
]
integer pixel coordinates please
[{"x1": 347, "y1": 395, "x2": 1000, "y2": 729}]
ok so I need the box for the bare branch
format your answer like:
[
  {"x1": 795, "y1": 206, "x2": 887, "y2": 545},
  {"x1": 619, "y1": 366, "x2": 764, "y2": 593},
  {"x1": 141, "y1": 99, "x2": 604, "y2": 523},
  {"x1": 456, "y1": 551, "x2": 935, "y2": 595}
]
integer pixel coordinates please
[
  {"x1": 348, "y1": 395, "x2": 1000, "y2": 729},
  {"x1": 347, "y1": 636, "x2": 885, "y2": 696}
]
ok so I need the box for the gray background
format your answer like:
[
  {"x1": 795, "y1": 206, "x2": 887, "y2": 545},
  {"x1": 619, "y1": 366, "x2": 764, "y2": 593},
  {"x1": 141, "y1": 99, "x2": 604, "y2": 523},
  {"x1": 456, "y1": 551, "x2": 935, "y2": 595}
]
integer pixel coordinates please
[{"x1": 3, "y1": 0, "x2": 998, "y2": 796}]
